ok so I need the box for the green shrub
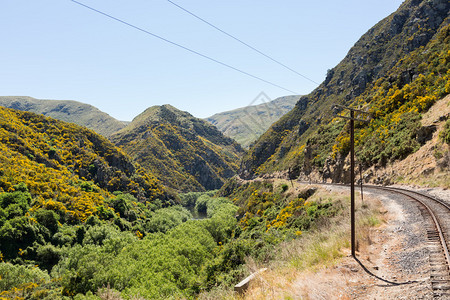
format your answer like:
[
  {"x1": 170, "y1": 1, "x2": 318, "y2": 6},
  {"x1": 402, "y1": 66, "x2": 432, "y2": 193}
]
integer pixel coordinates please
[
  {"x1": 35, "y1": 209, "x2": 60, "y2": 234},
  {"x1": 36, "y1": 244, "x2": 62, "y2": 271},
  {"x1": 0, "y1": 216, "x2": 42, "y2": 259},
  {"x1": 179, "y1": 190, "x2": 216, "y2": 207},
  {"x1": 441, "y1": 119, "x2": 450, "y2": 144},
  {"x1": 144, "y1": 206, "x2": 192, "y2": 233},
  {"x1": 0, "y1": 262, "x2": 50, "y2": 298},
  {"x1": 82, "y1": 224, "x2": 122, "y2": 246}
]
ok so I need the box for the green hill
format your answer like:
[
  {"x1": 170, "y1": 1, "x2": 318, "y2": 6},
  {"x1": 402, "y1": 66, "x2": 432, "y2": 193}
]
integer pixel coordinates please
[
  {"x1": 0, "y1": 107, "x2": 171, "y2": 220},
  {"x1": 110, "y1": 104, "x2": 245, "y2": 192},
  {"x1": 240, "y1": 0, "x2": 450, "y2": 181},
  {"x1": 206, "y1": 95, "x2": 300, "y2": 148},
  {"x1": 0, "y1": 96, "x2": 126, "y2": 137}
]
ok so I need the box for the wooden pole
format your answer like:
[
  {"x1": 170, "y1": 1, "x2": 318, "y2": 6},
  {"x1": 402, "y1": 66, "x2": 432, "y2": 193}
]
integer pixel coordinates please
[
  {"x1": 333, "y1": 104, "x2": 370, "y2": 259},
  {"x1": 350, "y1": 110, "x2": 356, "y2": 258},
  {"x1": 360, "y1": 163, "x2": 364, "y2": 204}
]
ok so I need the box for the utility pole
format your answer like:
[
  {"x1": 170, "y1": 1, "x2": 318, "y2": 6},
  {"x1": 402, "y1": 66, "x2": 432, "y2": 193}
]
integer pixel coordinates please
[
  {"x1": 350, "y1": 110, "x2": 356, "y2": 257},
  {"x1": 359, "y1": 163, "x2": 364, "y2": 204},
  {"x1": 333, "y1": 105, "x2": 370, "y2": 258}
]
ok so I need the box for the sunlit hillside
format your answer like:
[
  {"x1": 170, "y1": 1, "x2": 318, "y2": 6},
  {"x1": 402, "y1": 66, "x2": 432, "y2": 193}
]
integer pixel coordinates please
[
  {"x1": 240, "y1": 0, "x2": 450, "y2": 182},
  {"x1": 206, "y1": 95, "x2": 300, "y2": 148},
  {"x1": 0, "y1": 96, "x2": 126, "y2": 137},
  {"x1": 111, "y1": 104, "x2": 244, "y2": 192}
]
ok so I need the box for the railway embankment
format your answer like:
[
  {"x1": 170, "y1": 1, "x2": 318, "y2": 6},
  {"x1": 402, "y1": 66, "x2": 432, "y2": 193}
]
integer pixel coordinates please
[{"x1": 238, "y1": 183, "x2": 449, "y2": 299}]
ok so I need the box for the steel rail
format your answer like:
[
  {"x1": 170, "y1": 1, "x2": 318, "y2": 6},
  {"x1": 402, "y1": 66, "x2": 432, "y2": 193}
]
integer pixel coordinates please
[
  {"x1": 302, "y1": 182, "x2": 450, "y2": 272},
  {"x1": 357, "y1": 184, "x2": 450, "y2": 282},
  {"x1": 304, "y1": 181, "x2": 450, "y2": 296},
  {"x1": 378, "y1": 185, "x2": 450, "y2": 211},
  {"x1": 373, "y1": 186, "x2": 450, "y2": 272}
]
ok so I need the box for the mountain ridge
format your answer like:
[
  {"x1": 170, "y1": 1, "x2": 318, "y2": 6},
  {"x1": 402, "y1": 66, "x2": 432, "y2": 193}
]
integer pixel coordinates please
[
  {"x1": 110, "y1": 104, "x2": 244, "y2": 192},
  {"x1": 240, "y1": 0, "x2": 450, "y2": 181},
  {"x1": 0, "y1": 96, "x2": 126, "y2": 137},
  {"x1": 0, "y1": 106, "x2": 173, "y2": 221},
  {"x1": 206, "y1": 95, "x2": 300, "y2": 148}
]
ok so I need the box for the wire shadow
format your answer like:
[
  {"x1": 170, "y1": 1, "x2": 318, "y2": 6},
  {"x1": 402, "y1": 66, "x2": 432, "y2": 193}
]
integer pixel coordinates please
[{"x1": 354, "y1": 257, "x2": 417, "y2": 286}]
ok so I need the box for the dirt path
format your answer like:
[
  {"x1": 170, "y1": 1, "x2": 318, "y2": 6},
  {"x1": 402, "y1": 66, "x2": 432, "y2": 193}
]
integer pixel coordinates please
[
  {"x1": 241, "y1": 182, "x2": 438, "y2": 299},
  {"x1": 286, "y1": 185, "x2": 433, "y2": 299}
]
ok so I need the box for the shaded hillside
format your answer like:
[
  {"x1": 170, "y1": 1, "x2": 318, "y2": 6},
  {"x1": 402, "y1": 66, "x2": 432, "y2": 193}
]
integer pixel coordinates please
[
  {"x1": 0, "y1": 106, "x2": 171, "y2": 222},
  {"x1": 110, "y1": 105, "x2": 244, "y2": 192},
  {"x1": 240, "y1": 0, "x2": 450, "y2": 181},
  {"x1": 0, "y1": 96, "x2": 126, "y2": 136},
  {"x1": 206, "y1": 95, "x2": 300, "y2": 148}
]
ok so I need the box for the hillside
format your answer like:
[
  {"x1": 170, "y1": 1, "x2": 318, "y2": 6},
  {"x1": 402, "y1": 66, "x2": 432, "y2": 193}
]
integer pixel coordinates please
[
  {"x1": 0, "y1": 106, "x2": 247, "y2": 299},
  {"x1": 240, "y1": 0, "x2": 450, "y2": 182},
  {"x1": 0, "y1": 107, "x2": 171, "y2": 214},
  {"x1": 0, "y1": 96, "x2": 126, "y2": 137},
  {"x1": 206, "y1": 95, "x2": 300, "y2": 148},
  {"x1": 110, "y1": 104, "x2": 245, "y2": 192},
  {"x1": 0, "y1": 106, "x2": 178, "y2": 266}
]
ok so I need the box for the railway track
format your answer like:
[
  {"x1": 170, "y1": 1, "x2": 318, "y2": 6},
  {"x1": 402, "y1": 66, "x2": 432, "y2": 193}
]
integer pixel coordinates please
[
  {"x1": 365, "y1": 185, "x2": 450, "y2": 298},
  {"x1": 302, "y1": 181, "x2": 450, "y2": 297}
]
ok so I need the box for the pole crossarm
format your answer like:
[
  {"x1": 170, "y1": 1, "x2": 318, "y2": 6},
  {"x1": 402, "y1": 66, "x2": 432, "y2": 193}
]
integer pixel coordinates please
[
  {"x1": 334, "y1": 115, "x2": 370, "y2": 123},
  {"x1": 332, "y1": 104, "x2": 372, "y2": 122},
  {"x1": 333, "y1": 104, "x2": 371, "y2": 115}
]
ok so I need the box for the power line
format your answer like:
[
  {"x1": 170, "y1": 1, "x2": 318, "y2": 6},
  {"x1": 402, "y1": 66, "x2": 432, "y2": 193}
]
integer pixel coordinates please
[
  {"x1": 166, "y1": 0, "x2": 320, "y2": 86},
  {"x1": 69, "y1": 0, "x2": 300, "y2": 95}
]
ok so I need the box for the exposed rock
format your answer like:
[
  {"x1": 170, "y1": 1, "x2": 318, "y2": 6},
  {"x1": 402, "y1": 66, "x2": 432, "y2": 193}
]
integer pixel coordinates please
[
  {"x1": 416, "y1": 125, "x2": 437, "y2": 145},
  {"x1": 434, "y1": 113, "x2": 450, "y2": 123},
  {"x1": 111, "y1": 104, "x2": 244, "y2": 192},
  {"x1": 239, "y1": 0, "x2": 450, "y2": 179}
]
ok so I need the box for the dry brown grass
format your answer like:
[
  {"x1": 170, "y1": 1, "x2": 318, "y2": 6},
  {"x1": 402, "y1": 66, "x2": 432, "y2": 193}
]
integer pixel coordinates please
[
  {"x1": 197, "y1": 185, "x2": 384, "y2": 300},
  {"x1": 240, "y1": 186, "x2": 383, "y2": 300}
]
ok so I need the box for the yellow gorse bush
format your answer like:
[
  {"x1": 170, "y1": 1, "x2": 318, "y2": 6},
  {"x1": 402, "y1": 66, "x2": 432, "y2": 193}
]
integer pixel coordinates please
[{"x1": 0, "y1": 107, "x2": 167, "y2": 222}]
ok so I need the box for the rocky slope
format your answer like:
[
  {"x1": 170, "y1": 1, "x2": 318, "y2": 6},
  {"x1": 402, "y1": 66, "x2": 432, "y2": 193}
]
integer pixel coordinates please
[
  {"x1": 240, "y1": 0, "x2": 450, "y2": 183},
  {"x1": 206, "y1": 95, "x2": 300, "y2": 148},
  {"x1": 362, "y1": 95, "x2": 450, "y2": 188},
  {"x1": 110, "y1": 105, "x2": 244, "y2": 192},
  {"x1": 0, "y1": 96, "x2": 126, "y2": 136}
]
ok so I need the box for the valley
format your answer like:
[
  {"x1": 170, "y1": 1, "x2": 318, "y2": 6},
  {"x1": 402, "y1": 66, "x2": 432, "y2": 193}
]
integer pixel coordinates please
[
  {"x1": 1, "y1": 0, "x2": 450, "y2": 299},
  {"x1": 109, "y1": 104, "x2": 244, "y2": 192}
]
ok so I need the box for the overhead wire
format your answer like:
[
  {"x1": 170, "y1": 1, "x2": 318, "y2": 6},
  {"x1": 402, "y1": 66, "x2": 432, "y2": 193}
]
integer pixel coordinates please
[
  {"x1": 69, "y1": 0, "x2": 300, "y2": 95},
  {"x1": 166, "y1": 0, "x2": 320, "y2": 86}
]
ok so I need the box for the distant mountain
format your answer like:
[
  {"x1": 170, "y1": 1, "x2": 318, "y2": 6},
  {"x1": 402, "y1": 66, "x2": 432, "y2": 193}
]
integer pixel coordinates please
[
  {"x1": 206, "y1": 95, "x2": 300, "y2": 148},
  {"x1": 110, "y1": 104, "x2": 245, "y2": 192},
  {"x1": 0, "y1": 96, "x2": 126, "y2": 137}
]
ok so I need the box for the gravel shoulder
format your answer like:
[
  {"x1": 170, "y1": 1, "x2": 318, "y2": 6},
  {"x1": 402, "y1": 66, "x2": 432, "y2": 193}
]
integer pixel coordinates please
[
  {"x1": 239, "y1": 181, "x2": 442, "y2": 299},
  {"x1": 290, "y1": 185, "x2": 434, "y2": 299},
  {"x1": 249, "y1": 184, "x2": 436, "y2": 299},
  {"x1": 351, "y1": 187, "x2": 432, "y2": 299}
]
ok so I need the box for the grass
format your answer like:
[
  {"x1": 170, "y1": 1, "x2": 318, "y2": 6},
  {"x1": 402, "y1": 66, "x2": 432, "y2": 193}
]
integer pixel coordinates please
[
  {"x1": 396, "y1": 171, "x2": 450, "y2": 189},
  {"x1": 198, "y1": 186, "x2": 384, "y2": 299},
  {"x1": 288, "y1": 227, "x2": 349, "y2": 270}
]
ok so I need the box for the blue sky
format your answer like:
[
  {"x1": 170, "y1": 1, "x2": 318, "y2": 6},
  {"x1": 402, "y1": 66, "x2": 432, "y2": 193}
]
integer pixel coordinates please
[{"x1": 1, "y1": 0, "x2": 404, "y2": 121}]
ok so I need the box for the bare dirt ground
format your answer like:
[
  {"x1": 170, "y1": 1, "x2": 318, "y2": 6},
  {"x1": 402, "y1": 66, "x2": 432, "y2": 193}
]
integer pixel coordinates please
[
  {"x1": 330, "y1": 186, "x2": 432, "y2": 300},
  {"x1": 242, "y1": 184, "x2": 438, "y2": 299}
]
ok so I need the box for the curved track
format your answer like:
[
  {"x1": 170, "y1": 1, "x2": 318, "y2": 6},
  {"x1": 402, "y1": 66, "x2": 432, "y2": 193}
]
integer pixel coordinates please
[
  {"x1": 365, "y1": 185, "x2": 450, "y2": 298},
  {"x1": 302, "y1": 181, "x2": 450, "y2": 297}
]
